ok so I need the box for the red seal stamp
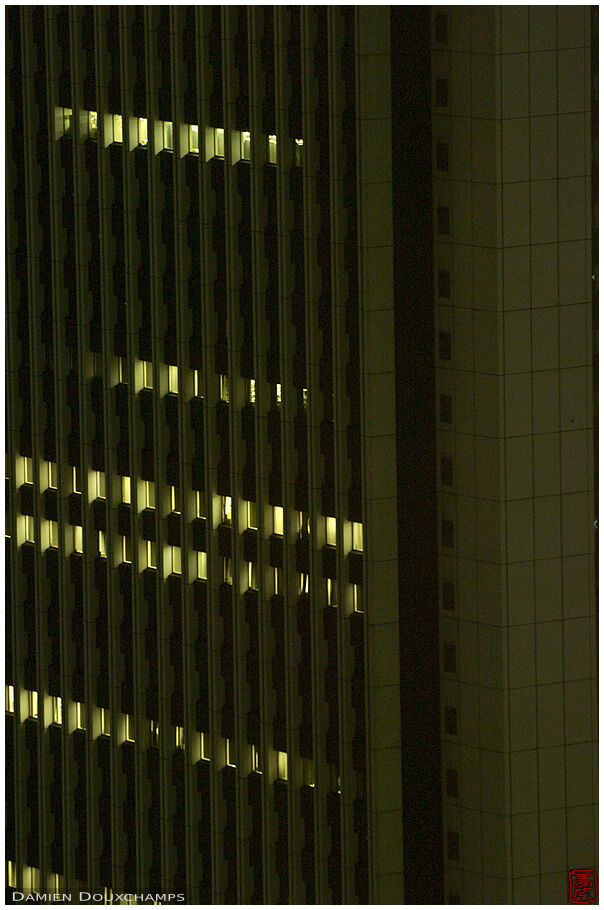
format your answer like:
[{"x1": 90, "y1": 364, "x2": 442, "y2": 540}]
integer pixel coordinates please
[{"x1": 569, "y1": 870, "x2": 598, "y2": 903}]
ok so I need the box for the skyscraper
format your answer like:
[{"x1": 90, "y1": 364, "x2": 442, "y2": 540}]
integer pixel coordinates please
[{"x1": 5, "y1": 5, "x2": 597, "y2": 906}]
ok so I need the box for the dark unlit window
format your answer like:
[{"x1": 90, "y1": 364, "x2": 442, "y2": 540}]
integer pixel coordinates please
[
  {"x1": 440, "y1": 394, "x2": 452, "y2": 423},
  {"x1": 436, "y1": 78, "x2": 449, "y2": 107},
  {"x1": 434, "y1": 14, "x2": 448, "y2": 44},
  {"x1": 437, "y1": 142, "x2": 450, "y2": 171},
  {"x1": 438, "y1": 269, "x2": 451, "y2": 298},
  {"x1": 443, "y1": 643, "x2": 457, "y2": 674},
  {"x1": 444, "y1": 706, "x2": 457, "y2": 736},
  {"x1": 437, "y1": 205, "x2": 450, "y2": 235},
  {"x1": 441, "y1": 455, "x2": 453, "y2": 486},
  {"x1": 442, "y1": 519, "x2": 454, "y2": 549},
  {"x1": 446, "y1": 768, "x2": 459, "y2": 798},
  {"x1": 442, "y1": 581, "x2": 455, "y2": 611},
  {"x1": 439, "y1": 332, "x2": 452, "y2": 361}
]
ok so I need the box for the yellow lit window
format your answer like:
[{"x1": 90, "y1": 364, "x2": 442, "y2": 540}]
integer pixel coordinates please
[
  {"x1": 72, "y1": 465, "x2": 81, "y2": 494},
  {"x1": 326, "y1": 516, "x2": 336, "y2": 546},
  {"x1": 352, "y1": 521, "x2": 364, "y2": 551},
  {"x1": 113, "y1": 113, "x2": 123, "y2": 143},
  {"x1": 63, "y1": 107, "x2": 73, "y2": 136},
  {"x1": 170, "y1": 485, "x2": 181, "y2": 514},
  {"x1": 213, "y1": 127, "x2": 225, "y2": 158},
  {"x1": 52, "y1": 696, "x2": 62, "y2": 725},
  {"x1": 221, "y1": 495, "x2": 232, "y2": 523},
  {"x1": 100, "y1": 707, "x2": 109, "y2": 736},
  {"x1": 7, "y1": 860, "x2": 16, "y2": 888},
  {"x1": 246, "y1": 500, "x2": 257, "y2": 529},
  {"x1": 247, "y1": 378, "x2": 256, "y2": 404},
  {"x1": 299, "y1": 572, "x2": 309, "y2": 594},
  {"x1": 273, "y1": 506, "x2": 283, "y2": 536},
  {"x1": 23, "y1": 456, "x2": 33, "y2": 484},
  {"x1": 298, "y1": 511, "x2": 310, "y2": 537},
  {"x1": 193, "y1": 369, "x2": 202, "y2": 398},
  {"x1": 138, "y1": 117, "x2": 148, "y2": 147},
  {"x1": 195, "y1": 490, "x2": 206, "y2": 519},
  {"x1": 163, "y1": 120, "x2": 173, "y2": 150},
  {"x1": 49, "y1": 521, "x2": 58, "y2": 548},
  {"x1": 150, "y1": 719, "x2": 159, "y2": 746},
  {"x1": 275, "y1": 383, "x2": 282, "y2": 404},
  {"x1": 171, "y1": 546, "x2": 182, "y2": 575},
  {"x1": 145, "y1": 480, "x2": 156, "y2": 509},
  {"x1": 49, "y1": 873, "x2": 64, "y2": 895},
  {"x1": 75, "y1": 702, "x2": 85, "y2": 730},
  {"x1": 48, "y1": 461, "x2": 57, "y2": 489},
  {"x1": 23, "y1": 866, "x2": 40, "y2": 894},
  {"x1": 225, "y1": 738, "x2": 236, "y2": 767},
  {"x1": 247, "y1": 561, "x2": 257, "y2": 590},
  {"x1": 73, "y1": 525, "x2": 83, "y2": 553},
  {"x1": 189, "y1": 124, "x2": 199, "y2": 154},
  {"x1": 295, "y1": 137, "x2": 304, "y2": 166},
  {"x1": 98, "y1": 530, "x2": 107, "y2": 557},
  {"x1": 147, "y1": 540, "x2": 157, "y2": 569},
  {"x1": 88, "y1": 110, "x2": 98, "y2": 138},
  {"x1": 273, "y1": 566, "x2": 282, "y2": 595},
  {"x1": 175, "y1": 726, "x2": 184, "y2": 749},
  {"x1": 28, "y1": 690, "x2": 38, "y2": 719},
  {"x1": 240, "y1": 130, "x2": 251, "y2": 160},
  {"x1": 142, "y1": 360, "x2": 153, "y2": 389},
  {"x1": 94, "y1": 470, "x2": 106, "y2": 500},
  {"x1": 117, "y1": 356, "x2": 125, "y2": 384},
  {"x1": 327, "y1": 577, "x2": 337, "y2": 607},
  {"x1": 302, "y1": 387, "x2": 309, "y2": 409},
  {"x1": 223, "y1": 557, "x2": 232, "y2": 585},
  {"x1": 6, "y1": 684, "x2": 15, "y2": 713},
  {"x1": 199, "y1": 731, "x2": 208, "y2": 761},
  {"x1": 24, "y1": 515, "x2": 35, "y2": 543},
  {"x1": 121, "y1": 476, "x2": 131, "y2": 504},
  {"x1": 352, "y1": 583, "x2": 363, "y2": 613},
  {"x1": 121, "y1": 536, "x2": 132, "y2": 564},
  {"x1": 277, "y1": 751, "x2": 288, "y2": 780},
  {"x1": 196, "y1": 550, "x2": 207, "y2": 580},
  {"x1": 168, "y1": 364, "x2": 179, "y2": 394},
  {"x1": 267, "y1": 134, "x2": 277, "y2": 164},
  {"x1": 251, "y1": 743, "x2": 261, "y2": 772},
  {"x1": 124, "y1": 714, "x2": 134, "y2": 742},
  {"x1": 219, "y1": 373, "x2": 230, "y2": 402}
]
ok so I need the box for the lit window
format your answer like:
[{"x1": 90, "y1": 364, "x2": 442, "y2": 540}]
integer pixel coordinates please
[
  {"x1": 49, "y1": 521, "x2": 59, "y2": 549},
  {"x1": 240, "y1": 130, "x2": 251, "y2": 160},
  {"x1": 98, "y1": 530, "x2": 107, "y2": 557},
  {"x1": 73, "y1": 525, "x2": 83, "y2": 553},
  {"x1": 275, "y1": 383, "x2": 282, "y2": 404},
  {"x1": 189, "y1": 124, "x2": 200, "y2": 154},
  {"x1": 147, "y1": 540, "x2": 157, "y2": 569},
  {"x1": 303, "y1": 758, "x2": 315, "y2": 787},
  {"x1": 117, "y1": 356, "x2": 125, "y2": 384},
  {"x1": 124, "y1": 714, "x2": 134, "y2": 742},
  {"x1": 72, "y1": 465, "x2": 81, "y2": 493},
  {"x1": 6, "y1": 684, "x2": 15, "y2": 713},
  {"x1": 24, "y1": 456, "x2": 33, "y2": 485},
  {"x1": 75, "y1": 702, "x2": 85, "y2": 730},
  {"x1": 121, "y1": 536, "x2": 132, "y2": 564},
  {"x1": 100, "y1": 707, "x2": 109, "y2": 736},
  {"x1": 247, "y1": 561, "x2": 257, "y2": 590},
  {"x1": 267, "y1": 134, "x2": 277, "y2": 164},
  {"x1": 251, "y1": 743, "x2": 261, "y2": 772},
  {"x1": 247, "y1": 378, "x2": 256, "y2": 404},
  {"x1": 246, "y1": 500, "x2": 257, "y2": 529},
  {"x1": 171, "y1": 546, "x2": 182, "y2": 575},
  {"x1": 273, "y1": 566, "x2": 282, "y2": 595},
  {"x1": 52, "y1": 696, "x2": 62, "y2": 725},
  {"x1": 299, "y1": 572, "x2": 309, "y2": 594},
  {"x1": 219, "y1": 373, "x2": 230, "y2": 402},
  {"x1": 23, "y1": 866, "x2": 40, "y2": 894},
  {"x1": 142, "y1": 360, "x2": 153, "y2": 389},
  {"x1": 150, "y1": 719, "x2": 160, "y2": 746},
  {"x1": 223, "y1": 557, "x2": 232, "y2": 585},
  {"x1": 295, "y1": 137, "x2": 304, "y2": 166},
  {"x1": 213, "y1": 127, "x2": 225, "y2": 158},
  {"x1": 225, "y1": 738, "x2": 236, "y2": 767},
  {"x1": 94, "y1": 470, "x2": 106, "y2": 500},
  {"x1": 48, "y1": 461, "x2": 57, "y2": 489},
  {"x1": 168, "y1": 364, "x2": 179, "y2": 394},
  {"x1": 195, "y1": 490, "x2": 206, "y2": 519},
  {"x1": 163, "y1": 120, "x2": 173, "y2": 151},
  {"x1": 7, "y1": 860, "x2": 16, "y2": 889},
  {"x1": 175, "y1": 726, "x2": 184, "y2": 749},
  {"x1": 302, "y1": 388, "x2": 309, "y2": 409},
  {"x1": 28, "y1": 690, "x2": 38, "y2": 719},
  {"x1": 277, "y1": 750, "x2": 288, "y2": 780},
  {"x1": 327, "y1": 577, "x2": 337, "y2": 607},
  {"x1": 196, "y1": 550, "x2": 207, "y2": 580},
  {"x1": 49, "y1": 873, "x2": 63, "y2": 895},
  {"x1": 88, "y1": 110, "x2": 98, "y2": 138},
  {"x1": 193, "y1": 369, "x2": 202, "y2": 397},
  {"x1": 170, "y1": 486, "x2": 181, "y2": 514},
  {"x1": 326, "y1": 516, "x2": 336, "y2": 546},
  {"x1": 121, "y1": 476, "x2": 131, "y2": 504},
  {"x1": 112, "y1": 113, "x2": 123, "y2": 143},
  {"x1": 199, "y1": 731, "x2": 208, "y2": 760},
  {"x1": 352, "y1": 522, "x2": 364, "y2": 551},
  {"x1": 352, "y1": 583, "x2": 363, "y2": 613},
  {"x1": 145, "y1": 480, "x2": 156, "y2": 509},
  {"x1": 221, "y1": 495, "x2": 232, "y2": 523},
  {"x1": 273, "y1": 506, "x2": 284, "y2": 536},
  {"x1": 63, "y1": 107, "x2": 73, "y2": 136},
  {"x1": 298, "y1": 512, "x2": 310, "y2": 537},
  {"x1": 138, "y1": 117, "x2": 148, "y2": 147},
  {"x1": 24, "y1": 515, "x2": 35, "y2": 543}
]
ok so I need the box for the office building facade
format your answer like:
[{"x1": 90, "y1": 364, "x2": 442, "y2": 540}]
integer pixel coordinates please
[{"x1": 5, "y1": 5, "x2": 596, "y2": 905}]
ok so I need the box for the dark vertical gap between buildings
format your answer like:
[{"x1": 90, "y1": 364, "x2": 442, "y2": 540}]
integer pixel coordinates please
[
  {"x1": 390, "y1": 8, "x2": 443, "y2": 904},
  {"x1": 591, "y1": 7, "x2": 599, "y2": 631}
]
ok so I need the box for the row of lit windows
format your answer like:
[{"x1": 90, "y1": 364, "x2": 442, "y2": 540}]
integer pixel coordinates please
[{"x1": 56, "y1": 107, "x2": 303, "y2": 164}]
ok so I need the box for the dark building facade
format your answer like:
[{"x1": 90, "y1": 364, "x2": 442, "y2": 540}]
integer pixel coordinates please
[{"x1": 5, "y1": 5, "x2": 596, "y2": 906}]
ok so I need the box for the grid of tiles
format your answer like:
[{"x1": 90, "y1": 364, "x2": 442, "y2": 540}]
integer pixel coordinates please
[
  {"x1": 5, "y1": 7, "x2": 389, "y2": 902},
  {"x1": 433, "y1": 6, "x2": 597, "y2": 903}
]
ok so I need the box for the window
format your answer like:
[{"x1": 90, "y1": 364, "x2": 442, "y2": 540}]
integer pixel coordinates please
[
  {"x1": 171, "y1": 546, "x2": 182, "y2": 575},
  {"x1": 446, "y1": 768, "x2": 459, "y2": 798},
  {"x1": 295, "y1": 137, "x2": 304, "y2": 166},
  {"x1": 121, "y1": 476, "x2": 131, "y2": 504},
  {"x1": 442, "y1": 581, "x2": 455, "y2": 611},
  {"x1": 145, "y1": 480, "x2": 156, "y2": 509},
  {"x1": 189, "y1": 124, "x2": 200, "y2": 154},
  {"x1": 150, "y1": 719, "x2": 160, "y2": 746},
  {"x1": 73, "y1": 525, "x2": 83, "y2": 553},
  {"x1": 124, "y1": 714, "x2": 135, "y2": 741},
  {"x1": 439, "y1": 331, "x2": 452, "y2": 361},
  {"x1": 352, "y1": 583, "x2": 363, "y2": 613},
  {"x1": 440, "y1": 394, "x2": 452, "y2": 424},
  {"x1": 62, "y1": 107, "x2": 73, "y2": 136},
  {"x1": 117, "y1": 356, "x2": 125, "y2": 384},
  {"x1": 443, "y1": 644, "x2": 457, "y2": 674},
  {"x1": 212, "y1": 127, "x2": 225, "y2": 158},
  {"x1": 168, "y1": 364, "x2": 179, "y2": 393},
  {"x1": 302, "y1": 387, "x2": 309, "y2": 409},
  {"x1": 146, "y1": 540, "x2": 156, "y2": 569},
  {"x1": 303, "y1": 758, "x2": 315, "y2": 787},
  {"x1": 326, "y1": 516, "x2": 336, "y2": 546},
  {"x1": 137, "y1": 117, "x2": 148, "y2": 146},
  {"x1": 298, "y1": 512, "x2": 310, "y2": 537},
  {"x1": 247, "y1": 561, "x2": 257, "y2": 590},
  {"x1": 195, "y1": 490, "x2": 206, "y2": 519},
  {"x1": 170, "y1": 486, "x2": 181, "y2": 514},
  {"x1": 434, "y1": 13, "x2": 448, "y2": 43},
  {"x1": 240, "y1": 130, "x2": 251, "y2": 160},
  {"x1": 437, "y1": 205, "x2": 450, "y2": 235},
  {"x1": 438, "y1": 269, "x2": 451, "y2": 298},
  {"x1": 142, "y1": 360, "x2": 153, "y2": 389},
  {"x1": 49, "y1": 521, "x2": 59, "y2": 549},
  {"x1": 48, "y1": 461, "x2": 58, "y2": 489},
  {"x1": 251, "y1": 744, "x2": 261, "y2": 772},
  {"x1": 199, "y1": 731, "x2": 208, "y2": 760},
  {"x1": 273, "y1": 566, "x2": 282, "y2": 595},
  {"x1": 24, "y1": 515, "x2": 35, "y2": 543},
  {"x1": 223, "y1": 557, "x2": 232, "y2": 584},
  {"x1": 267, "y1": 134, "x2": 277, "y2": 164},
  {"x1": 435, "y1": 78, "x2": 449, "y2": 107},
  {"x1": 219, "y1": 373, "x2": 230, "y2": 402},
  {"x1": 442, "y1": 519, "x2": 454, "y2": 549},
  {"x1": 225, "y1": 738, "x2": 236, "y2": 767},
  {"x1": 72, "y1": 465, "x2": 81, "y2": 493},
  {"x1": 246, "y1": 500, "x2": 257, "y2": 529},
  {"x1": 98, "y1": 530, "x2": 107, "y2": 557},
  {"x1": 277, "y1": 750, "x2": 288, "y2": 780},
  {"x1": 221, "y1": 495, "x2": 232, "y2": 524},
  {"x1": 6, "y1": 684, "x2": 14, "y2": 713},
  {"x1": 246, "y1": 378, "x2": 256, "y2": 404},
  {"x1": 299, "y1": 572, "x2": 309, "y2": 594},
  {"x1": 23, "y1": 456, "x2": 33, "y2": 485},
  {"x1": 121, "y1": 536, "x2": 132, "y2": 564},
  {"x1": 196, "y1": 550, "x2": 207, "y2": 580},
  {"x1": 444, "y1": 706, "x2": 457, "y2": 736},
  {"x1": 327, "y1": 578, "x2": 337, "y2": 607},
  {"x1": 275, "y1": 383, "x2": 282, "y2": 405},
  {"x1": 7, "y1": 860, "x2": 16, "y2": 889},
  {"x1": 352, "y1": 521, "x2": 363, "y2": 551},
  {"x1": 273, "y1": 506, "x2": 284, "y2": 536},
  {"x1": 52, "y1": 696, "x2": 62, "y2": 725},
  {"x1": 163, "y1": 120, "x2": 173, "y2": 150},
  {"x1": 436, "y1": 141, "x2": 449, "y2": 171},
  {"x1": 175, "y1": 726, "x2": 184, "y2": 749},
  {"x1": 441, "y1": 455, "x2": 453, "y2": 486},
  {"x1": 447, "y1": 831, "x2": 460, "y2": 862},
  {"x1": 28, "y1": 690, "x2": 38, "y2": 719},
  {"x1": 113, "y1": 113, "x2": 123, "y2": 143},
  {"x1": 100, "y1": 707, "x2": 109, "y2": 736},
  {"x1": 75, "y1": 702, "x2": 85, "y2": 730},
  {"x1": 193, "y1": 369, "x2": 202, "y2": 397},
  {"x1": 94, "y1": 470, "x2": 106, "y2": 500},
  {"x1": 88, "y1": 110, "x2": 98, "y2": 139}
]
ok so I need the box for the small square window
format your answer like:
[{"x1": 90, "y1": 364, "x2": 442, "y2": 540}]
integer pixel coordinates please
[
  {"x1": 443, "y1": 643, "x2": 456, "y2": 674},
  {"x1": 440, "y1": 455, "x2": 453, "y2": 487},
  {"x1": 437, "y1": 205, "x2": 450, "y2": 235},
  {"x1": 436, "y1": 141, "x2": 449, "y2": 171},
  {"x1": 441, "y1": 519, "x2": 454, "y2": 549},
  {"x1": 440, "y1": 394, "x2": 452, "y2": 424},
  {"x1": 435, "y1": 78, "x2": 449, "y2": 108},
  {"x1": 438, "y1": 269, "x2": 451, "y2": 299},
  {"x1": 439, "y1": 331, "x2": 452, "y2": 361},
  {"x1": 444, "y1": 706, "x2": 457, "y2": 736}
]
